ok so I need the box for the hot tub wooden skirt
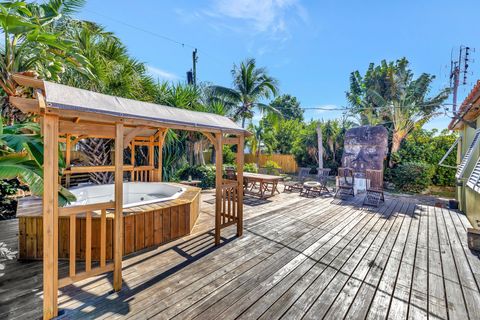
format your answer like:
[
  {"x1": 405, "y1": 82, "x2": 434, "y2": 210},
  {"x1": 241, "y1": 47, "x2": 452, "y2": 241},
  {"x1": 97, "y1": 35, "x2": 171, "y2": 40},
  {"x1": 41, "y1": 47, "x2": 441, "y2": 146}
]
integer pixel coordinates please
[{"x1": 17, "y1": 186, "x2": 201, "y2": 261}]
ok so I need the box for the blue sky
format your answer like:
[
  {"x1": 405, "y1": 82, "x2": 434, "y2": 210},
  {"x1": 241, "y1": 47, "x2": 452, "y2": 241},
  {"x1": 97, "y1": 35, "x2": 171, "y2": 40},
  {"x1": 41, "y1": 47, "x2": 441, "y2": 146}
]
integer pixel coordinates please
[{"x1": 78, "y1": 0, "x2": 480, "y2": 130}]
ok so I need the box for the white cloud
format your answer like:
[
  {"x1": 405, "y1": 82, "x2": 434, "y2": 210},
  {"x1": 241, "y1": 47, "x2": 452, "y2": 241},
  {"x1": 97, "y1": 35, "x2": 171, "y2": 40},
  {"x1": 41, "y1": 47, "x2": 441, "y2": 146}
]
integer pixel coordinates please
[
  {"x1": 146, "y1": 65, "x2": 180, "y2": 81},
  {"x1": 204, "y1": 0, "x2": 308, "y2": 36}
]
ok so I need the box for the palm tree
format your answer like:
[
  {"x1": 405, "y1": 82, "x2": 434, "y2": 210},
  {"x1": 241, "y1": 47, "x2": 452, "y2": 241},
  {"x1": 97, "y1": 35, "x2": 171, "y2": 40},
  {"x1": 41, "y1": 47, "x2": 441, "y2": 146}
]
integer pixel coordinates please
[
  {"x1": 246, "y1": 123, "x2": 275, "y2": 167},
  {"x1": 367, "y1": 63, "x2": 450, "y2": 167},
  {"x1": 209, "y1": 58, "x2": 279, "y2": 127},
  {"x1": 58, "y1": 20, "x2": 159, "y2": 183},
  {"x1": 0, "y1": 0, "x2": 93, "y2": 124}
]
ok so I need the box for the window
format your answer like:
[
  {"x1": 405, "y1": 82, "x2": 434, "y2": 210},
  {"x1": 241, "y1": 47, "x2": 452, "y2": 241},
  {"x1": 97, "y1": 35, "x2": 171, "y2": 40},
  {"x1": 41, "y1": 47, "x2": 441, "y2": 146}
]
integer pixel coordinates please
[
  {"x1": 438, "y1": 136, "x2": 460, "y2": 169},
  {"x1": 467, "y1": 157, "x2": 480, "y2": 193},
  {"x1": 456, "y1": 129, "x2": 480, "y2": 179}
]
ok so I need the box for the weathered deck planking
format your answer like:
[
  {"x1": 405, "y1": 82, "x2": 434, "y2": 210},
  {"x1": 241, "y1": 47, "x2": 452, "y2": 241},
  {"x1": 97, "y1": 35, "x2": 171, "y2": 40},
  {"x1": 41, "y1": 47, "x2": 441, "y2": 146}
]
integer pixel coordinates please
[{"x1": 0, "y1": 191, "x2": 480, "y2": 320}]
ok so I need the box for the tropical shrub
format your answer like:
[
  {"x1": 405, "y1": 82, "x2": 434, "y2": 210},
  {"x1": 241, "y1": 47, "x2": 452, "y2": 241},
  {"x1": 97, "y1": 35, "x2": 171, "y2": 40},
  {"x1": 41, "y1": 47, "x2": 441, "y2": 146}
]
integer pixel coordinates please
[
  {"x1": 244, "y1": 163, "x2": 258, "y2": 173},
  {"x1": 223, "y1": 145, "x2": 236, "y2": 165},
  {"x1": 174, "y1": 165, "x2": 216, "y2": 189},
  {"x1": 0, "y1": 242, "x2": 16, "y2": 277},
  {"x1": 0, "y1": 118, "x2": 75, "y2": 207},
  {"x1": 264, "y1": 160, "x2": 281, "y2": 175},
  {"x1": 292, "y1": 121, "x2": 319, "y2": 167},
  {"x1": 395, "y1": 129, "x2": 457, "y2": 187},
  {"x1": 0, "y1": 179, "x2": 27, "y2": 219},
  {"x1": 391, "y1": 162, "x2": 434, "y2": 193}
]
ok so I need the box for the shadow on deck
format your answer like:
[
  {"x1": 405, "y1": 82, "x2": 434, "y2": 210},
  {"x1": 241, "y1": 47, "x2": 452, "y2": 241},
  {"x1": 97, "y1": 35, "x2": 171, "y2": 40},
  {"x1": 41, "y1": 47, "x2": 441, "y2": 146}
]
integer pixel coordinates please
[{"x1": 0, "y1": 191, "x2": 479, "y2": 320}]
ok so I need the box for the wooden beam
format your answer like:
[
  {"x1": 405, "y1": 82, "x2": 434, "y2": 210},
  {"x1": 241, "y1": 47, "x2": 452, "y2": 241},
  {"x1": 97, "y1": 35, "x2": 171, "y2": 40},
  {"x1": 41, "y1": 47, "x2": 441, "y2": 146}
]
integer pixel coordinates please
[
  {"x1": 223, "y1": 137, "x2": 240, "y2": 145},
  {"x1": 63, "y1": 165, "x2": 135, "y2": 174},
  {"x1": 36, "y1": 89, "x2": 47, "y2": 111},
  {"x1": 59, "y1": 201, "x2": 115, "y2": 216},
  {"x1": 203, "y1": 132, "x2": 217, "y2": 146},
  {"x1": 60, "y1": 120, "x2": 115, "y2": 138},
  {"x1": 46, "y1": 108, "x2": 233, "y2": 135},
  {"x1": 123, "y1": 126, "x2": 149, "y2": 146},
  {"x1": 215, "y1": 133, "x2": 223, "y2": 245},
  {"x1": 42, "y1": 114, "x2": 59, "y2": 319},
  {"x1": 72, "y1": 135, "x2": 88, "y2": 146},
  {"x1": 236, "y1": 134, "x2": 245, "y2": 237},
  {"x1": 12, "y1": 74, "x2": 45, "y2": 90},
  {"x1": 113, "y1": 123, "x2": 124, "y2": 291},
  {"x1": 8, "y1": 96, "x2": 40, "y2": 113}
]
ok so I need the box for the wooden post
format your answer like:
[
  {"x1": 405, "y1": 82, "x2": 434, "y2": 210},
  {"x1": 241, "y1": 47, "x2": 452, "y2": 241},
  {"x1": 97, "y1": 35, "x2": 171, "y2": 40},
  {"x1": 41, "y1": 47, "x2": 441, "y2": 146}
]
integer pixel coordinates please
[
  {"x1": 113, "y1": 122, "x2": 124, "y2": 291},
  {"x1": 42, "y1": 114, "x2": 59, "y2": 319},
  {"x1": 131, "y1": 141, "x2": 135, "y2": 180},
  {"x1": 156, "y1": 130, "x2": 166, "y2": 182},
  {"x1": 65, "y1": 134, "x2": 71, "y2": 188},
  {"x1": 236, "y1": 134, "x2": 244, "y2": 237},
  {"x1": 215, "y1": 133, "x2": 223, "y2": 245},
  {"x1": 148, "y1": 136, "x2": 154, "y2": 182}
]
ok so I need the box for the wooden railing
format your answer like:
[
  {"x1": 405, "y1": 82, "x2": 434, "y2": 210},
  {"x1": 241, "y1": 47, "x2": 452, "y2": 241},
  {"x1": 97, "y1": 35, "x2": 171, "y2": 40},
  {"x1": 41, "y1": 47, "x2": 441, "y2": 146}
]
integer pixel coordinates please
[
  {"x1": 58, "y1": 202, "x2": 116, "y2": 288},
  {"x1": 62, "y1": 165, "x2": 156, "y2": 185},
  {"x1": 131, "y1": 165, "x2": 154, "y2": 182},
  {"x1": 220, "y1": 179, "x2": 240, "y2": 228}
]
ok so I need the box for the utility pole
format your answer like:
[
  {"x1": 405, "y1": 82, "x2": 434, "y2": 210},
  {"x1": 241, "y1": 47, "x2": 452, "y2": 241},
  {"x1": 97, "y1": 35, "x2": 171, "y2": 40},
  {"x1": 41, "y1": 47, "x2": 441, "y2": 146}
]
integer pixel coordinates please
[
  {"x1": 450, "y1": 45, "x2": 472, "y2": 115},
  {"x1": 192, "y1": 48, "x2": 198, "y2": 86}
]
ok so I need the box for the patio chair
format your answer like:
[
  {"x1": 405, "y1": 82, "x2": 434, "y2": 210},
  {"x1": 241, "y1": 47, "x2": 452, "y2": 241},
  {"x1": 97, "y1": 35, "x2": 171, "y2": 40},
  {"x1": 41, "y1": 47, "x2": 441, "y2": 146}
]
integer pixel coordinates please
[
  {"x1": 334, "y1": 167, "x2": 355, "y2": 199},
  {"x1": 284, "y1": 167, "x2": 311, "y2": 192},
  {"x1": 363, "y1": 169, "x2": 385, "y2": 206},
  {"x1": 299, "y1": 168, "x2": 332, "y2": 197},
  {"x1": 225, "y1": 167, "x2": 237, "y2": 180}
]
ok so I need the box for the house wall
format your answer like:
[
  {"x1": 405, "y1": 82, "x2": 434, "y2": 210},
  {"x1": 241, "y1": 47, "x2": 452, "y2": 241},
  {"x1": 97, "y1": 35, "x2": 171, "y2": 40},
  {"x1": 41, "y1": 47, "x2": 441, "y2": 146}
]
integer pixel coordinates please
[{"x1": 457, "y1": 117, "x2": 480, "y2": 228}]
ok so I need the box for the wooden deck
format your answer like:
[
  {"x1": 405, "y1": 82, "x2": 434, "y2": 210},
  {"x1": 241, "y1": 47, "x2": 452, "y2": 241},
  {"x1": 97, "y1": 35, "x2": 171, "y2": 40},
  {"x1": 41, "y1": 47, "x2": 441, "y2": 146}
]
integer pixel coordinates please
[{"x1": 1, "y1": 191, "x2": 480, "y2": 319}]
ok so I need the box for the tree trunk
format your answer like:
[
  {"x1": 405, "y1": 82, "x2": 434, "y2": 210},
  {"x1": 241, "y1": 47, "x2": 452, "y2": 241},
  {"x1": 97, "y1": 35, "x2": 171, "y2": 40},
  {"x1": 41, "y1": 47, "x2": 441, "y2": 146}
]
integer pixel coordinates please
[
  {"x1": 256, "y1": 148, "x2": 261, "y2": 168},
  {"x1": 78, "y1": 138, "x2": 114, "y2": 184},
  {"x1": 389, "y1": 132, "x2": 404, "y2": 168}
]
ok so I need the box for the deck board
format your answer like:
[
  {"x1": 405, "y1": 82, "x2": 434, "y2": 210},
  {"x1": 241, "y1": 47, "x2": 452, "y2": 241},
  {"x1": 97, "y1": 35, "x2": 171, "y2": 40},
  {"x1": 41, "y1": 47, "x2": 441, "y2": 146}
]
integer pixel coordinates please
[{"x1": 0, "y1": 191, "x2": 479, "y2": 320}]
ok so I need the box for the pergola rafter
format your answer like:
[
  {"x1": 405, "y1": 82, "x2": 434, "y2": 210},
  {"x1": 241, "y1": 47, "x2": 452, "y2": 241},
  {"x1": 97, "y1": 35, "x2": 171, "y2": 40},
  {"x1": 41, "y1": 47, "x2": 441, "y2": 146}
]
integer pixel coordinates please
[{"x1": 9, "y1": 74, "x2": 249, "y2": 320}]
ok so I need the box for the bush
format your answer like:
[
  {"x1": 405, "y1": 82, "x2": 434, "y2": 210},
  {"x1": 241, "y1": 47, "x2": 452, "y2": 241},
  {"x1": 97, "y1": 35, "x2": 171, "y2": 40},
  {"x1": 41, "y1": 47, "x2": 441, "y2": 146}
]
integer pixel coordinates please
[
  {"x1": 174, "y1": 165, "x2": 216, "y2": 189},
  {"x1": 391, "y1": 162, "x2": 434, "y2": 193},
  {"x1": 397, "y1": 129, "x2": 457, "y2": 187},
  {"x1": 222, "y1": 145, "x2": 236, "y2": 165},
  {"x1": 264, "y1": 160, "x2": 281, "y2": 175},
  {"x1": 244, "y1": 163, "x2": 258, "y2": 173},
  {"x1": 0, "y1": 179, "x2": 27, "y2": 220}
]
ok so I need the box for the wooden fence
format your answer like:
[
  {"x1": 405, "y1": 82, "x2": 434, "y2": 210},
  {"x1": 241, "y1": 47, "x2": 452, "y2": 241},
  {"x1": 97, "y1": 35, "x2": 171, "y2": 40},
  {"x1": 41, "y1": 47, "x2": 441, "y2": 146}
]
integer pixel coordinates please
[
  {"x1": 244, "y1": 154, "x2": 298, "y2": 173},
  {"x1": 203, "y1": 151, "x2": 298, "y2": 173}
]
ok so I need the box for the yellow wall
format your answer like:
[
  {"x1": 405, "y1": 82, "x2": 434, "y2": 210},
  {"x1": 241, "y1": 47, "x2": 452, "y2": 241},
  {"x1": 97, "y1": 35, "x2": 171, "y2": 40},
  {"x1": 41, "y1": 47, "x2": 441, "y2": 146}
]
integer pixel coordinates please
[{"x1": 457, "y1": 117, "x2": 480, "y2": 227}]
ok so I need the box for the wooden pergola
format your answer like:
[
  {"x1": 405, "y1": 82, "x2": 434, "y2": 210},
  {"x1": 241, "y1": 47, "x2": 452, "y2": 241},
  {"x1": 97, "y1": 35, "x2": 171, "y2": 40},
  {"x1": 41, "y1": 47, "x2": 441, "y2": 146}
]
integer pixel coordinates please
[{"x1": 9, "y1": 74, "x2": 249, "y2": 319}]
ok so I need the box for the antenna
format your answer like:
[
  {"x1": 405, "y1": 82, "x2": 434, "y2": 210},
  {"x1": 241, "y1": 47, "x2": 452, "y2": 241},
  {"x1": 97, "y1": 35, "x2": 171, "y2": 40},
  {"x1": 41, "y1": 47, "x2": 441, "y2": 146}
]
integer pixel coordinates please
[{"x1": 450, "y1": 45, "x2": 475, "y2": 115}]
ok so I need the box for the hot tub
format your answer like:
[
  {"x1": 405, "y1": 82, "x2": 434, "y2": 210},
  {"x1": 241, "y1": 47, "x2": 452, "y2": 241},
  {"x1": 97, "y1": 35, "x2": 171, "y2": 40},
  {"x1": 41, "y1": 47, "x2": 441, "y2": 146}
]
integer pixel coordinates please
[
  {"x1": 68, "y1": 182, "x2": 186, "y2": 208},
  {"x1": 17, "y1": 183, "x2": 201, "y2": 261}
]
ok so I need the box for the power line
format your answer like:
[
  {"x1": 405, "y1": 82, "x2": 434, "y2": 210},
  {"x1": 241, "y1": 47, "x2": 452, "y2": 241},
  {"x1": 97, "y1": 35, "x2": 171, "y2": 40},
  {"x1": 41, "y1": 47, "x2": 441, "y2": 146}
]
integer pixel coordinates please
[
  {"x1": 84, "y1": 8, "x2": 195, "y2": 49},
  {"x1": 83, "y1": 8, "x2": 229, "y2": 65}
]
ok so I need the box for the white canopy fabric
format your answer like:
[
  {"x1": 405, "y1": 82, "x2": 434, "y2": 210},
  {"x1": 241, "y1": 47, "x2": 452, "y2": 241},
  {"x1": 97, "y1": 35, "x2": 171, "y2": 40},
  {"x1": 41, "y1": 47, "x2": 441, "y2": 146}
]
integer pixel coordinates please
[{"x1": 43, "y1": 81, "x2": 247, "y2": 134}]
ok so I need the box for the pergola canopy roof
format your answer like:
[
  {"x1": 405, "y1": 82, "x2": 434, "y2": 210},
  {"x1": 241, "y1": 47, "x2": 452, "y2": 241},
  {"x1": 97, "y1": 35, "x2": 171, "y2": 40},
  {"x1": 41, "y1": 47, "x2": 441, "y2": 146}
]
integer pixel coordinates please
[
  {"x1": 44, "y1": 81, "x2": 247, "y2": 134},
  {"x1": 12, "y1": 75, "x2": 249, "y2": 136}
]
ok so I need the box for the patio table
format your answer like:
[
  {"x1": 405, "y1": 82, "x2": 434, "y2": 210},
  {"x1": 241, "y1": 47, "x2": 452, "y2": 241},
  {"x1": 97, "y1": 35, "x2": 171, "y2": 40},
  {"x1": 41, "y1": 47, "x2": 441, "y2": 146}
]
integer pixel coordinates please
[{"x1": 243, "y1": 172, "x2": 283, "y2": 199}]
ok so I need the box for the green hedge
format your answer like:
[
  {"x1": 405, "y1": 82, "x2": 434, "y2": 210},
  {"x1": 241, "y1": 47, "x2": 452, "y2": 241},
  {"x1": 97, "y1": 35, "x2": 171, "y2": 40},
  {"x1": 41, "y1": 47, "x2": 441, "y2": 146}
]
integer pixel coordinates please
[
  {"x1": 174, "y1": 165, "x2": 216, "y2": 189},
  {"x1": 391, "y1": 162, "x2": 434, "y2": 193}
]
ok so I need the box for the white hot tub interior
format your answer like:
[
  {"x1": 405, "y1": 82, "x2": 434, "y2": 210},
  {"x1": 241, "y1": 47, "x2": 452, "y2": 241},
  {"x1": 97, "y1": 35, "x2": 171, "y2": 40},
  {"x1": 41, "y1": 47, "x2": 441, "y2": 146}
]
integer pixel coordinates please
[{"x1": 68, "y1": 182, "x2": 186, "y2": 208}]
